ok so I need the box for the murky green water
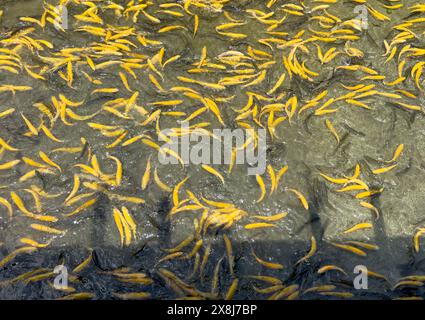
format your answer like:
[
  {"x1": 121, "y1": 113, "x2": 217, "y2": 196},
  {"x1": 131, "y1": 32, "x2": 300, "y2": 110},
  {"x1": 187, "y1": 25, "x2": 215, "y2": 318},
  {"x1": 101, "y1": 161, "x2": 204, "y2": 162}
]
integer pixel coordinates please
[{"x1": 0, "y1": 0, "x2": 424, "y2": 300}]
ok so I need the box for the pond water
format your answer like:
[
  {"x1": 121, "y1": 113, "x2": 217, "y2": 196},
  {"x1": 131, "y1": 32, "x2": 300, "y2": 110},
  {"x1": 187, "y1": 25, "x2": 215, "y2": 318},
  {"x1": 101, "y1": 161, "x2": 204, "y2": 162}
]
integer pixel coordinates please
[{"x1": 0, "y1": 0, "x2": 424, "y2": 300}]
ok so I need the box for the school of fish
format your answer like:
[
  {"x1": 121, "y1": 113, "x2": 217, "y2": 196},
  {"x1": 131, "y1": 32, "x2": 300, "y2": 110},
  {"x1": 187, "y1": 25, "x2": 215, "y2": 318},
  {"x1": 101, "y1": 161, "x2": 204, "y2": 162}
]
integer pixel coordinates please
[{"x1": 0, "y1": 0, "x2": 424, "y2": 300}]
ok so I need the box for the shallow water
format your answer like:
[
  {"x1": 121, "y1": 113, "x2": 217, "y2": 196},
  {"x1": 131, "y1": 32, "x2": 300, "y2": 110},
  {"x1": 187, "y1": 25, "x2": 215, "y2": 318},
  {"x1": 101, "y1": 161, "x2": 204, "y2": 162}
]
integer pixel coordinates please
[{"x1": 0, "y1": 0, "x2": 424, "y2": 300}]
